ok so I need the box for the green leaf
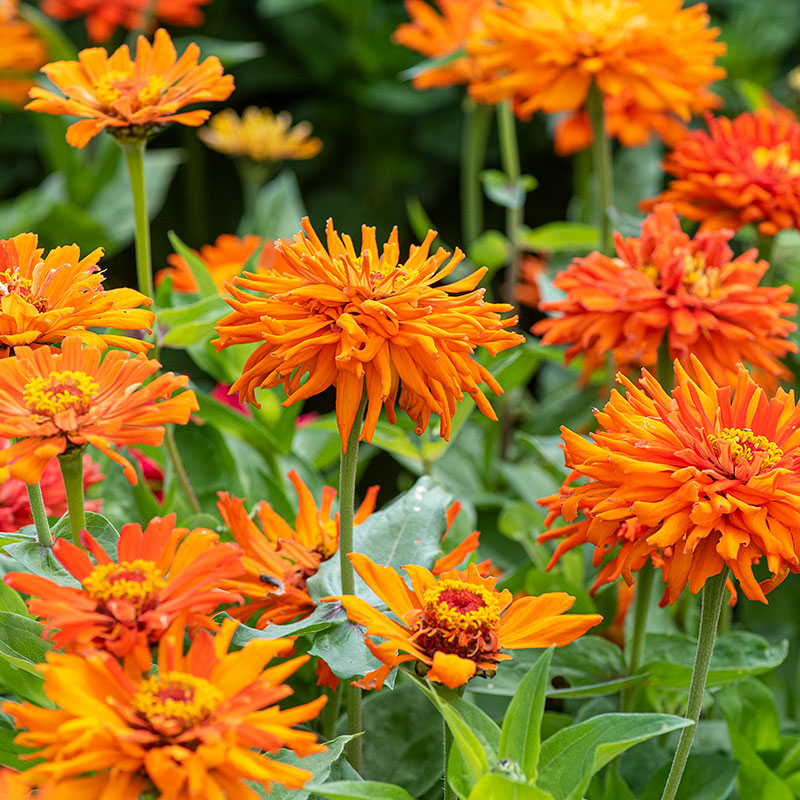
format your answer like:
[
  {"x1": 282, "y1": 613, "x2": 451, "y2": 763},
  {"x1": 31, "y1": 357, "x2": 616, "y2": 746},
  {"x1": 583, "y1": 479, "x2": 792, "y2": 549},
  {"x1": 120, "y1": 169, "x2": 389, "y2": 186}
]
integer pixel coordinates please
[
  {"x1": 232, "y1": 604, "x2": 349, "y2": 646},
  {"x1": 3, "y1": 539, "x2": 78, "y2": 587},
  {"x1": 518, "y1": 222, "x2": 599, "y2": 253},
  {"x1": 537, "y1": 713, "x2": 692, "y2": 800},
  {"x1": 469, "y1": 230, "x2": 510, "y2": 271},
  {"x1": 311, "y1": 781, "x2": 415, "y2": 800},
  {"x1": 0, "y1": 611, "x2": 49, "y2": 704},
  {"x1": 640, "y1": 754, "x2": 738, "y2": 800},
  {"x1": 51, "y1": 512, "x2": 120, "y2": 559},
  {"x1": 167, "y1": 231, "x2": 218, "y2": 298},
  {"x1": 481, "y1": 169, "x2": 537, "y2": 210},
  {"x1": 173, "y1": 36, "x2": 265, "y2": 66},
  {"x1": 499, "y1": 649, "x2": 553, "y2": 783},
  {"x1": 245, "y1": 170, "x2": 306, "y2": 239},
  {"x1": 158, "y1": 295, "x2": 229, "y2": 347},
  {"x1": 0, "y1": 726, "x2": 27, "y2": 769},
  {"x1": 307, "y1": 617, "x2": 384, "y2": 680},
  {"x1": 0, "y1": 582, "x2": 30, "y2": 617},
  {"x1": 468, "y1": 775, "x2": 555, "y2": 800}
]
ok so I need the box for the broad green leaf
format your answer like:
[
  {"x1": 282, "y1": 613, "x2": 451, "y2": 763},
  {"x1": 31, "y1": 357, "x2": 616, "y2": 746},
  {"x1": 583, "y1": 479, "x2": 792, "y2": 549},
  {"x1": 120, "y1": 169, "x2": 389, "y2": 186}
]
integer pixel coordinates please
[
  {"x1": 537, "y1": 713, "x2": 692, "y2": 800},
  {"x1": 231, "y1": 603, "x2": 348, "y2": 646},
  {"x1": 468, "y1": 774, "x2": 554, "y2": 800},
  {"x1": 598, "y1": 766, "x2": 636, "y2": 800},
  {"x1": 158, "y1": 295, "x2": 229, "y2": 347},
  {"x1": 3, "y1": 540, "x2": 78, "y2": 587},
  {"x1": 245, "y1": 170, "x2": 306, "y2": 239},
  {"x1": 640, "y1": 754, "x2": 738, "y2": 800},
  {"x1": 167, "y1": 231, "x2": 218, "y2": 298},
  {"x1": 0, "y1": 726, "x2": 27, "y2": 769},
  {"x1": 0, "y1": 611, "x2": 49, "y2": 704},
  {"x1": 307, "y1": 617, "x2": 384, "y2": 680},
  {"x1": 173, "y1": 36, "x2": 265, "y2": 66},
  {"x1": 518, "y1": 222, "x2": 599, "y2": 253},
  {"x1": 481, "y1": 169, "x2": 537, "y2": 210},
  {"x1": 516, "y1": 433, "x2": 570, "y2": 482},
  {"x1": 498, "y1": 648, "x2": 553, "y2": 783},
  {"x1": 310, "y1": 781, "x2": 415, "y2": 800},
  {"x1": 51, "y1": 512, "x2": 120, "y2": 559},
  {"x1": 469, "y1": 229, "x2": 509, "y2": 271},
  {"x1": 0, "y1": 582, "x2": 29, "y2": 616}
]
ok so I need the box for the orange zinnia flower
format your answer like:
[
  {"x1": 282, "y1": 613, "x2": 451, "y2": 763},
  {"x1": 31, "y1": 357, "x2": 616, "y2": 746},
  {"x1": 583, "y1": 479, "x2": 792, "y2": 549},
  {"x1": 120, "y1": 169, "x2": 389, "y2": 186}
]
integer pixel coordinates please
[
  {"x1": 5, "y1": 515, "x2": 243, "y2": 669},
  {"x1": 329, "y1": 554, "x2": 601, "y2": 690},
  {"x1": 0, "y1": 0, "x2": 46, "y2": 107},
  {"x1": 0, "y1": 336, "x2": 198, "y2": 485},
  {"x1": 549, "y1": 356, "x2": 800, "y2": 604},
  {"x1": 534, "y1": 204, "x2": 797, "y2": 386},
  {"x1": 0, "y1": 232, "x2": 153, "y2": 356},
  {"x1": 199, "y1": 107, "x2": 323, "y2": 162},
  {"x1": 393, "y1": 0, "x2": 489, "y2": 89},
  {"x1": 467, "y1": 0, "x2": 725, "y2": 120},
  {"x1": 41, "y1": 0, "x2": 209, "y2": 43},
  {"x1": 218, "y1": 470, "x2": 379, "y2": 628},
  {"x1": 214, "y1": 217, "x2": 523, "y2": 448},
  {"x1": 26, "y1": 28, "x2": 234, "y2": 148},
  {"x1": 155, "y1": 233, "x2": 273, "y2": 294},
  {"x1": 644, "y1": 108, "x2": 800, "y2": 236},
  {"x1": 4, "y1": 619, "x2": 326, "y2": 799}
]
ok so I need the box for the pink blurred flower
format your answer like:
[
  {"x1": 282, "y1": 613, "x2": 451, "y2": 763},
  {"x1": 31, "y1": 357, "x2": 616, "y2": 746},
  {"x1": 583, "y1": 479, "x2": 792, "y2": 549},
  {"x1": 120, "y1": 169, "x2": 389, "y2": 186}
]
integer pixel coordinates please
[
  {"x1": 211, "y1": 382, "x2": 252, "y2": 417},
  {"x1": 128, "y1": 448, "x2": 164, "y2": 503}
]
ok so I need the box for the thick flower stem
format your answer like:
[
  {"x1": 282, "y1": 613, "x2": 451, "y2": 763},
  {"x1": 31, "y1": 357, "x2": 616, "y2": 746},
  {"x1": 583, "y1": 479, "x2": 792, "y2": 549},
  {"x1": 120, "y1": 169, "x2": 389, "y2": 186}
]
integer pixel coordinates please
[
  {"x1": 660, "y1": 568, "x2": 729, "y2": 800},
  {"x1": 497, "y1": 100, "x2": 523, "y2": 315},
  {"x1": 165, "y1": 426, "x2": 202, "y2": 516},
  {"x1": 58, "y1": 447, "x2": 86, "y2": 544},
  {"x1": 443, "y1": 720, "x2": 455, "y2": 800},
  {"x1": 586, "y1": 83, "x2": 615, "y2": 255},
  {"x1": 26, "y1": 483, "x2": 53, "y2": 548},
  {"x1": 121, "y1": 140, "x2": 154, "y2": 300},
  {"x1": 461, "y1": 99, "x2": 493, "y2": 248},
  {"x1": 339, "y1": 391, "x2": 368, "y2": 772},
  {"x1": 621, "y1": 562, "x2": 654, "y2": 712}
]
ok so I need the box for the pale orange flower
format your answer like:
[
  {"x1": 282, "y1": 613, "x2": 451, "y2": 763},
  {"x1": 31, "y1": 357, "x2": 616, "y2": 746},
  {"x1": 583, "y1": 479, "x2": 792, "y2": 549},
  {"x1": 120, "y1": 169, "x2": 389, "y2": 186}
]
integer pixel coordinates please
[
  {"x1": 534, "y1": 204, "x2": 797, "y2": 386},
  {"x1": 645, "y1": 107, "x2": 800, "y2": 236},
  {"x1": 26, "y1": 28, "x2": 234, "y2": 148},
  {"x1": 0, "y1": 0, "x2": 46, "y2": 107},
  {"x1": 467, "y1": 0, "x2": 725, "y2": 120},
  {"x1": 548, "y1": 356, "x2": 800, "y2": 604},
  {"x1": 4, "y1": 619, "x2": 326, "y2": 800},
  {"x1": 0, "y1": 336, "x2": 198, "y2": 485},
  {"x1": 0, "y1": 232, "x2": 153, "y2": 356},
  {"x1": 214, "y1": 217, "x2": 523, "y2": 448},
  {"x1": 41, "y1": 0, "x2": 209, "y2": 43}
]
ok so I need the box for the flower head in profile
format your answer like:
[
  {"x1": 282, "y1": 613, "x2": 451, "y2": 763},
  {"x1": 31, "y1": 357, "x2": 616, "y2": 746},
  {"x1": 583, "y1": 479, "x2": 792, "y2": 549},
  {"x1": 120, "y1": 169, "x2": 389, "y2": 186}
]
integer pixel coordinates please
[
  {"x1": 534, "y1": 204, "x2": 797, "y2": 386},
  {"x1": 0, "y1": 233, "x2": 153, "y2": 356},
  {"x1": 547, "y1": 356, "x2": 800, "y2": 604},
  {"x1": 41, "y1": 0, "x2": 209, "y2": 43},
  {"x1": 467, "y1": 0, "x2": 725, "y2": 119},
  {"x1": 0, "y1": 0, "x2": 46, "y2": 107},
  {"x1": 199, "y1": 107, "x2": 322, "y2": 163},
  {"x1": 5, "y1": 515, "x2": 243, "y2": 669},
  {"x1": 645, "y1": 107, "x2": 800, "y2": 236},
  {"x1": 4, "y1": 619, "x2": 326, "y2": 799},
  {"x1": 0, "y1": 336, "x2": 198, "y2": 485},
  {"x1": 214, "y1": 217, "x2": 523, "y2": 448},
  {"x1": 328, "y1": 553, "x2": 601, "y2": 690},
  {"x1": 393, "y1": 0, "x2": 488, "y2": 89},
  {"x1": 26, "y1": 28, "x2": 234, "y2": 148}
]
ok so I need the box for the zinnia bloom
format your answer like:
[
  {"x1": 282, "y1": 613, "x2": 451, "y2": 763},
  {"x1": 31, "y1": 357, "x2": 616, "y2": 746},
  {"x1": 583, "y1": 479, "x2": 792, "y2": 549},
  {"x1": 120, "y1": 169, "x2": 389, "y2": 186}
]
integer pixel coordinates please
[
  {"x1": 40, "y1": 0, "x2": 209, "y2": 43},
  {"x1": 26, "y1": 28, "x2": 234, "y2": 148},
  {"x1": 5, "y1": 515, "x2": 243, "y2": 669},
  {"x1": 0, "y1": 438, "x2": 102, "y2": 532},
  {"x1": 4, "y1": 619, "x2": 326, "y2": 799},
  {"x1": 644, "y1": 107, "x2": 800, "y2": 236},
  {"x1": 0, "y1": 336, "x2": 198, "y2": 485},
  {"x1": 467, "y1": 0, "x2": 725, "y2": 120},
  {"x1": 214, "y1": 217, "x2": 523, "y2": 447},
  {"x1": 393, "y1": 0, "x2": 488, "y2": 89},
  {"x1": 0, "y1": 0, "x2": 46, "y2": 107},
  {"x1": 533, "y1": 204, "x2": 797, "y2": 386},
  {"x1": 0, "y1": 232, "x2": 153, "y2": 356},
  {"x1": 329, "y1": 554, "x2": 601, "y2": 689},
  {"x1": 547, "y1": 356, "x2": 800, "y2": 604},
  {"x1": 198, "y1": 107, "x2": 322, "y2": 163}
]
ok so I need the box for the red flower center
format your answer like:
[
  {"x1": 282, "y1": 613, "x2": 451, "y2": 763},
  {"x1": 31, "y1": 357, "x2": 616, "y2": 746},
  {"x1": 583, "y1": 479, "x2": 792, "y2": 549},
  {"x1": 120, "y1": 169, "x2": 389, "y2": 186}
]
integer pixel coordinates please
[{"x1": 438, "y1": 588, "x2": 486, "y2": 614}]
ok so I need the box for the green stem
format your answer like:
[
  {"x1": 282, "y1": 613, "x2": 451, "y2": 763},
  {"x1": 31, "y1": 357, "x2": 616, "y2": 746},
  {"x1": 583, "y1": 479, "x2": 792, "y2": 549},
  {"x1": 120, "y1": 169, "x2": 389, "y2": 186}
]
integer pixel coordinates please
[
  {"x1": 26, "y1": 483, "x2": 53, "y2": 548},
  {"x1": 660, "y1": 569, "x2": 728, "y2": 800},
  {"x1": 236, "y1": 160, "x2": 271, "y2": 235},
  {"x1": 340, "y1": 391, "x2": 368, "y2": 772},
  {"x1": 321, "y1": 681, "x2": 343, "y2": 740},
  {"x1": 165, "y1": 426, "x2": 202, "y2": 516},
  {"x1": 120, "y1": 140, "x2": 154, "y2": 299},
  {"x1": 461, "y1": 99, "x2": 493, "y2": 248},
  {"x1": 756, "y1": 231, "x2": 775, "y2": 264},
  {"x1": 443, "y1": 719, "x2": 455, "y2": 800},
  {"x1": 657, "y1": 338, "x2": 674, "y2": 393},
  {"x1": 621, "y1": 562, "x2": 654, "y2": 712},
  {"x1": 58, "y1": 447, "x2": 86, "y2": 545},
  {"x1": 497, "y1": 100, "x2": 523, "y2": 315},
  {"x1": 586, "y1": 83, "x2": 614, "y2": 255}
]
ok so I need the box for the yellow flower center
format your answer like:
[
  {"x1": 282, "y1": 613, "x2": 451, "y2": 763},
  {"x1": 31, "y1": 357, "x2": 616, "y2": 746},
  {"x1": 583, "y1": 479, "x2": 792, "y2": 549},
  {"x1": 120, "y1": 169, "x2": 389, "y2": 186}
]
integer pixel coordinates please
[
  {"x1": 708, "y1": 427, "x2": 783, "y2": 473},
  {"x1": 82, "y1": 559, "x2": 165, "y2": 612},
  {"x1": 137, "y1": 75, "x2": 167, "y2": 106},
  {"x1": 92, "y1": 71, "x2": 167, "y2": 110},
  {"x1": 0, "y1": 269, "x2": 47, "y2": 311},
  {"x1": 752, "y1": 143, "x2": 800, "y2": 177},
  {"x1": 422, "y1": 579, "x2": 501, "y2": 632},
  {"x1": 23, "y1": 370, "x2": 99, "y2": 417},
  {"x1": 638, "y1": 263, "x2": 660, "y2": 285},
  {"x1": 682, "y1": 251, "x2": 720, "y2": 298},
  {"x1": 133, "y1": 671, "x2": 223, "y2": 734}
]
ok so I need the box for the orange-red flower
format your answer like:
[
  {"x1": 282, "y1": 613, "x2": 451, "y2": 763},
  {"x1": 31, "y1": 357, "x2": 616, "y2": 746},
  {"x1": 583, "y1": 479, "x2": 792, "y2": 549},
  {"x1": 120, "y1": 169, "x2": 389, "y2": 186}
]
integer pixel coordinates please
[
  {"x1": 644, "y1": 108, "x2": 800, "y2": 236},
  {"x1": 546, "y1": 356, "x2": 800, "y2": 605},
  {"x1": 0, "y1": 336, "x2": 198, "y2": 485},
  {"x1": 155, "y1": 233, "x2": 276, "y2": 294},
  {"x1": 329, "y1": 554, "x2": 601, "y2": 689},
  {"x1": 0, "y1": 233, "x2": 153, "y2": 357},
  {"x1": 534, "y1": 204, "x2": 797, "y2": 386},
  {"x1": 214, "y1": 217, "x2": 523, "y2": 448},
  {"x1": 41, "y1": 0, "x2": 209, "y2": 43},
  {"x1": 467, "y1": 0, "x2": 725, "y2": 120},
  {"x1": 393, "y1": 0, "x2": 489, "y2": 89},
  {"x1": 0, "y1": 0, "x2": 46, "y2": 107},
  {"x1": 5, "y1": 515, "x2": 242, "y2": 670},
  {"x1": 0, "y1": 438, "x2": 102, "y2": 532},
  {"x1": 26, "y1": 28, "x2": 234, "y2": 148},
  {"x1": 3, "y1": 619, "x2": 326, "y2": 800}
]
